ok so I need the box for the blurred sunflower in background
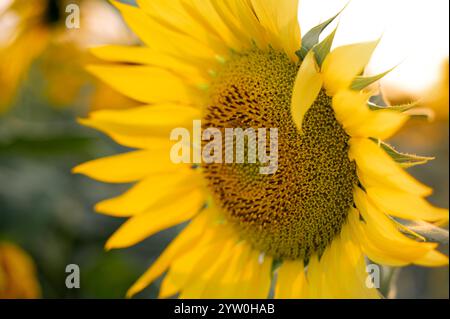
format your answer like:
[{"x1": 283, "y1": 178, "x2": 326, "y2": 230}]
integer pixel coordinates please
[
  {"x1": 0, "y1": 0, "x2": 48, "y2": 111},
  {"x1": 384, "y1": 59, "x2": 449, "y2": 123},
  {"x1": 0, "y1": 241, "x2": 40, "y2": 299},
  {"x1": 422, "y1": 59, "x2": 449, "y2": 121},
  {"x1": 74, "y1": 0, "x2": 449, "y2": 299},
  {"x1": 0, "y1": 0, "x2": 136, "y2": 114},
  {"x1": 0, "y1": 0, "x2": 142, "y2": 299}
]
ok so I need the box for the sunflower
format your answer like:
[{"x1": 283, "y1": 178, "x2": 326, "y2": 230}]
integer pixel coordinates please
[
  {"x1": 0, "y1": 0, "x2": 49, "y2": 111},
  {"x1": 0, "y1": 242, "x2": 41, "y2": 299},
  {"x1": 74, "y1": 0, "x2": 449, "y2": 298},
  {"x1": 421, "y1": 59, "x2": 449, "y2": 121},
  {"x1": 0, "y1": 0, "x2": 135, "y2": 113}
]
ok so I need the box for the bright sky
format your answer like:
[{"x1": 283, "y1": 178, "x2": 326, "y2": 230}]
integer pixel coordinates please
[{"x1": 299, "y1": 0, "x2": 449, "y2": 94}]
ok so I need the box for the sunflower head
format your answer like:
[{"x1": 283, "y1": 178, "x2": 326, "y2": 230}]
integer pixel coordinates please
[
  {"x1": 75, "y1": 0, "x2": 449, "y2": 299},
  {"x1": 0, "y1": 0, "x2": 70, "y2": 112},
  {"x1": 0, "y1": 242, "x2": 41, "y2": 299},
  {"x1": 203, "y1": 48, "x2": 357, "y2": 259}
]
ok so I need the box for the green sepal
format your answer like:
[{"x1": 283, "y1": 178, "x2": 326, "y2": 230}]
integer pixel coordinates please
[
  {"x1": 313, "y1": 27, "x2": 337, "y2": 67},
  {"x1": 296, "y1": 3, "x2": 347, "y2": 60},
  {"x1": 351, "y1": 67, "x2": 396, "y2": 91},
  {"x1": 368, "y1": 100, "x2": 434, "y2": 121},
  {"x1": 368, "y1": 100, "x2": 418, "y2": 112},
  {"x1": 371, "y1": 138, "x2": 434, "y2": 168}
]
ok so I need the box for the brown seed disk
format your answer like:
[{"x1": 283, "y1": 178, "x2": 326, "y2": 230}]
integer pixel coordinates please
[{"x1": 202, "y1": 48, "x2": 357, "y2": 261}]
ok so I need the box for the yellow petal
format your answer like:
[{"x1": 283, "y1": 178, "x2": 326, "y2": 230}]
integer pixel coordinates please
[
  {"x1": 332, "y1": 89, "x2": 372, "y2": 128},
  {"x1": 322, "y1": 41, "x2": 379, "y2": 95},
  {"x1": 347, "y1": 109, "x2": 407, "y2": 140},
  {"x1": 181, "y1": 0, "x2": 243, "y2": 50},
  {"x1": 349, "y1": 138, "x2": 432, "y2": 196},
  {"x1": 321, "y1": 228, "x2": 381, "y2": 299},
  {"x1": 86, "y1": 65, "x2": 196, "y2": 104},
  {"x1": 227, "y1": 0, "x2": 268, "y2": 48},
  {"x1": 291, "y1": 50, "x2": 323, "y2": 133},
  {"x1": 275, "y1": 260, "x2": 307, "y2": 299},
  {"x1": 367, "y1": 187, "x2": 449, "y2": 223},
  {"x1": 95, "y1": 171, "x2": 201, "y2": 216},
  {"x1": 73, "y1": 150, "x2": 169, "y2": 183},
  {"x1": 112, "y1": 1, "x2": 217, "y2": 65},
  {"x1": 198, "y1": 247, "x2": 273, "y2": 299},
  {"x1": 305, "y1": 254, "x2": 325, "y2": 298},
  {"x1": 210, "y1": 0, "x2": 265, "y2": 49},
  {"x1": 250, "y1": 0, "x2": 301, "y2": 61},
  {"x1": 320, "y1": 239, "x2": 344, "y2": 298},
  {"x1": 105, "y1": 188, "x2": 204, "y2": 250},
  {"x1": 159, "y1": 217, "x2": 236, "y2": 298},
  {"x1": 110, "y1": 1, "x2": 155, "y2": 48},
  {"x1": 90, "y1": 45, "x2": 208, "y2": 84},
  {"x1": 90, "y1": 45, "x2": 156, "y2": 64},
  {"x1": 414, "y1": 250, "x2": 449, "y2": 267},
  {"x1": 306, "y1": 240, "x2": 364, "y2": 299},
  {"x1": 353, "y1": 188, "x2": 437, "y2": 265},
  {"x1": 229, "y1": 246, "x2": 274, "y2": 299},
  {"x1": 246, "y1": 253, "x2": 273, "y2": 298},
  {"x1": 126, "y1": 210, "x2": 213, "y2": 298},
  {"x1": 84, "y1": 104, "x2": 201, "y2": 134},
  {"x1": 197, "y1": 242, "x2": 251, "y2": 298},
  {"x1": 337, "y1": 226, "x2": 381, "y2": 298},
  {"x1": 348, "y1": 208, "x2": 410, "y2": 266},
  {"x1": 158, "y1": 273, "x2": 180, "y2": 298},
  {"x1": 79, "y1": 104, "x2": 201, "y2": 149},
  {"x1": 228, "y1": 249, "x2": 262, "y2": 298},
  {"x1": 170, "y1": 235, "x2": 236, "y2": 298},
  {"x1": 160, "y1": 246, "x2": 226, "y2": 300},
  {"x1": 136, "y1": 0, "x2": 229, "y2": 56},
  {"x1": 332, "y1": 90, "x2": 407, "y2": 139}
]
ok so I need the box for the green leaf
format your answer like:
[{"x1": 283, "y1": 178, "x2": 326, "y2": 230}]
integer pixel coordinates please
[
  {"x1": 0, "y1": 135, "x2": 95, "y2": 156},
  {"x1": 351, "y1": 67, "x2": 395, "y2": 91},
  {"x1": 371, "y1": 138, "x2": 434, "y2": 168},
  {"x1": 313, "y1": 27, "x2": 337, "y2": 67},
  {"x1": 397, "y1": 220, "x2": 449, "y2": 244},
  {"x1": 296, "y1": 3, "x2": 347, "y2": 59}
]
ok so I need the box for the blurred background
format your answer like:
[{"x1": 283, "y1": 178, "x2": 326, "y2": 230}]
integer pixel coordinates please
[{"x1": 0, "y1": 0, "x2": 448, "y2": 298}]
